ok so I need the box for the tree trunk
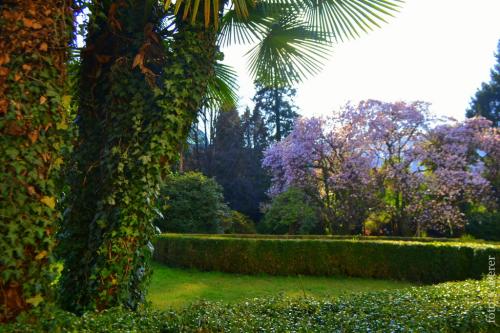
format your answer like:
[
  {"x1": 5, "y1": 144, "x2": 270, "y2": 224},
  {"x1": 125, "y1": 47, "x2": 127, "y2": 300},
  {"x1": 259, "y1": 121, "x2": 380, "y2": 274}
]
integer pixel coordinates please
[
  {"x1": 0, "y1": 0, "x2": 71, "y2": 322},
  {"x1": 274, "y1": 88, "x2": 282, "y2": 141},
  {"x1": 58, "y1": 1, "x2": 217, "y2": 313}
]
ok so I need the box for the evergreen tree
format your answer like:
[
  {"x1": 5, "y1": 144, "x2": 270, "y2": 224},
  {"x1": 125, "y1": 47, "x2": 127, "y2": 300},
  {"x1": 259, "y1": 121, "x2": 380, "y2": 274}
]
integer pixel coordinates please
[
  {"x1": 251, "y1": 107, "x2": 269, "y2": 151},
  {"x1": 185, "y1": 106, "x2": 269, "y2": 222},
  {"x1": 466, "y1": 40, "x2": 500, "y2": 127},
  {"x1": 212, "y1": 108, "x2": 248, "y2": 215},
  {"x1": 242, "y1": 107, "x2": 270, "y2": 221},
  {"x1": 241, "y1": 106, "x2": 269, "y2": 150},
  {"x1": 253, "y1": 82, "x2": 300, "y2": 141},
  {"x1": 242, "y1": 107, "x2": 253, "y2": 148}
]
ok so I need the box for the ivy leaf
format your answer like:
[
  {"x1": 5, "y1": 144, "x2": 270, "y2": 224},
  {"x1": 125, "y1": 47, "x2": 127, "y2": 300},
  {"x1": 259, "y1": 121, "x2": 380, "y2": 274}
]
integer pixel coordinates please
[
  {"x1": 61, "y1": 95, "x2": 72, "y2": 109},
  {"x1": 56, "y1": 121, "x2": 68, "y2": 130},
  {"x1": 35, "y1": 250, "x2": 48, "y2": 260},
  {"x1": 40, "y1": 196, "x2": 56, "y2": 209},
  {"x1": 26, "y1": 294, "x2": 44, "y2": 307}
]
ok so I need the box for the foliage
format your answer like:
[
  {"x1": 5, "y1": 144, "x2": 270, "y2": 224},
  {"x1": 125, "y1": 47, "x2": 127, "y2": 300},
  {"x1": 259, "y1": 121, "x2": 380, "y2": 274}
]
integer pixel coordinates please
[
  {"x1": 0, "y1": 0, "x2": 71, "y2": 322},
  {"x1": 362, "y1": 100, "x2": 432, "y2": 235},
  {"x1": 184, "y1": 107, "x2": 270, "y2": 221},
  {"x1": 164, "y1": 233, "x2": 498, "y2": 243},
  {"x1": 467, "y1": 39, "x2": 500, "y2": 126},
  {"x1": 154, "y1": 234, "x2": 500, "y2": 284},
  {"x1": 412, "y1": 117, "x2": 498, "y2": 236},
  {"x1": 260, "y1": 187, "x2": 321, "y2": 234},
  {"x1": 221, "y1": 210, "x2": 256, "y2": 234},
  {"x1": 58, "y1": 2, "x2": 218, "y2": 313},
  {"x1": 263, "y1": 100, "x2": 499, "y2": 236},
  {"x1": 211, "y1": 108, "x2": 249, "y2": 214},
  {"x1": 155, "y1": 172, "x2": 229, "y2": 234},
  {"x1": 241, "y1": 106, "x2": 268, "y2": 151},
  {"x1": 161, "y1": 0, "x2": 402, "y2": 87},
  {"x1": 239, "y1": 107, "x2": 271, "y2": 220},
  {"x1": 363, "y1": 210, "x2": 392, "y2": 235},
  {"x1": 252, "y1": 81, "x2": 299, "y2": 142},
  {"x1": 2, "y1": 0, "x2": 402, "y2": 320},
  {"x1": 5, "y1": 278, "x2": 499, "y2": 332},
  {"x1": 465, "y1": 206, "x2": 500, "y2": 241}
]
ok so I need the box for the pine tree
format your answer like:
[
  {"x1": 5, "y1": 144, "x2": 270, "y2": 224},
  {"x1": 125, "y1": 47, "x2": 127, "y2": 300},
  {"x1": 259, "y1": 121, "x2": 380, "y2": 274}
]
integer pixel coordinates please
[
  {"x1": 213, "y1": 108, "x2": 248, "y2": 214},
  {"x1": 466, "y1": 40, "x2": 500, "y2": 127},
  {"x1": 252, "y1": 82, "x2": 300, "y2": 141}
]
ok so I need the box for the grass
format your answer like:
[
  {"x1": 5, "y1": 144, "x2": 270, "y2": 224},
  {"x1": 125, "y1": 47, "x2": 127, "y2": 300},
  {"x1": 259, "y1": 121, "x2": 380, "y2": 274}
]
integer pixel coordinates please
[{"x1": 148, "y1": 262, "x2": 415, "y2": 309}]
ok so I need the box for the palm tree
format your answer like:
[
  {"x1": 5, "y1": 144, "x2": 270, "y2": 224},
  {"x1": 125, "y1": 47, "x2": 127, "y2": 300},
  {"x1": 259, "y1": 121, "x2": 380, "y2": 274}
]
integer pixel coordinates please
[
  {"x1": 175, "y1": 0, "x2": 402, "y2": 87},
  {"x1": 58, "y1": 0, "x2": 402, "y2": 313},
  {"x1": 0, "y1": 0, "x2": 72, "y2": 322}
]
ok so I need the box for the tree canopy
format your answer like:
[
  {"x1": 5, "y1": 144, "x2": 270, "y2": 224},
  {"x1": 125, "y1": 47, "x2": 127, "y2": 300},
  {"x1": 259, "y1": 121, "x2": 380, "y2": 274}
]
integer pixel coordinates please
[{"x1": 467, "y1": 40, "x2": 500, "y2": 127}]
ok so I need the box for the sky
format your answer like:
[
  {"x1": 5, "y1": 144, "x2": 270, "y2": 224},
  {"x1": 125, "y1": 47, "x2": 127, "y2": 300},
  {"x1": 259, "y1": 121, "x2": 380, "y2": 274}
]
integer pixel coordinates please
[{"x1": 222, "y1": 0, "x2": 500, "y2": 120}]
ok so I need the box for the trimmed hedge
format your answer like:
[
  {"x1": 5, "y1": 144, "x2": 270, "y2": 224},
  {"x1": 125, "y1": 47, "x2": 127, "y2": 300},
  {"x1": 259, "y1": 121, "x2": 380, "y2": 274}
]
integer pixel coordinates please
[
  {"x1": 4, "y1": 278, "x2": 499, "y2": 332},
  {"x1": 162, "y1": 233, "x2": 499, "y2": 243},
  {"x1": 154, "y1": 234, "x2": 500, "y2": 283}
]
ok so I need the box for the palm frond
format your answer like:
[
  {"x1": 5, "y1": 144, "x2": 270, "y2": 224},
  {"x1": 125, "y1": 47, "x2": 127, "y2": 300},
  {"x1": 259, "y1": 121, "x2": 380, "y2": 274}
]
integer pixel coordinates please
[
  {"x1": 165, "y1": 0, "x2": 257, "y2": 28},
  {"x1": 204, "y1": 62, "x2": 240, "y2": 110},
  {"x1": 247, "y1": 13, "x2": 331, "y2": 87},
  {"x1": 300, "y1": 0, "x2": 403, "y2": 41},
  {"x1": 165, "y1": 0, "x2": 404, "y2": 88},
  {"x1": 218, "y1": 3, "x2": 269, "y2": 46}
]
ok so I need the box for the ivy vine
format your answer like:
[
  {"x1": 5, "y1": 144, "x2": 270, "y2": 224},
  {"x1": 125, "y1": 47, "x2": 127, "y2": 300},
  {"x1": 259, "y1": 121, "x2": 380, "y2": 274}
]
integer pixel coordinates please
[
  {"x1": 0, "y1": 0, "x2": 71, "y2": 322},
  {"x1": 58, "y1": 0, "x2": 218, "y2": 313}
]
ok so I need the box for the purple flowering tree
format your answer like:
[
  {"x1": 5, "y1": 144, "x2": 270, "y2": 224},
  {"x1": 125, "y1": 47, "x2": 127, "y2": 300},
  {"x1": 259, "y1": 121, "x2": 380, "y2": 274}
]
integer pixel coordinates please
[
  {"x1": 263, "y1": 100, "x2": 497, "y2": 236},
  {"x1": 360, "y1": 100, "x2": 432, "y2": 235},
  {"x1": 412, "y1": 117, "x2": 497, "y2": 235},
  {"x1": 263, "y1": 112, "x2": 376, "y2": 233}
]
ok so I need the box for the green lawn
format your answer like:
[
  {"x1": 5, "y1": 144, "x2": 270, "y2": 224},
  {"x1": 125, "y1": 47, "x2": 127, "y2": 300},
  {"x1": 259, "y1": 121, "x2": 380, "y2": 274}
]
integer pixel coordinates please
[{"x1": 148, "y1": 262, "x2": 415, "y2": 309}]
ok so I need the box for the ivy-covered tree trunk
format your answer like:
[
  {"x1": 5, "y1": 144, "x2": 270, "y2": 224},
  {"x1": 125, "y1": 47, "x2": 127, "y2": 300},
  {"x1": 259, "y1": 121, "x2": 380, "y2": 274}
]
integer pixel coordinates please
[
  {"x1": 0, "y1": 0, "x2": 71, "y2": 322},
  {"x1": 58, "y1": 0, "x2": 216, "y2": 313}
]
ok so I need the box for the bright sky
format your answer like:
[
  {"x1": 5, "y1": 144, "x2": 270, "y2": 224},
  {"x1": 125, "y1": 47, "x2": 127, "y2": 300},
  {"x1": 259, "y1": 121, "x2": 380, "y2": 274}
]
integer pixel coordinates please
[{"x1": 223, "y1": 0, "x2": 500, "y2": 120}]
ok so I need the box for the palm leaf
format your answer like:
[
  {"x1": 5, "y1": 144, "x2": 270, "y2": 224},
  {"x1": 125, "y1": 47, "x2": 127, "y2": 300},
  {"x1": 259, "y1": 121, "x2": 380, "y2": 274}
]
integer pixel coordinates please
[
  {"x1": 165, "y1": 0, "x2": 257, "y2": 28},
  {"x1": 165, "y1": 0, "x2": 403, "y2": 88},
  {"x1": 300, "y1": 0, "x2": 403, "y2": 41},
  {"x1": 204, "y1": 62, "x2": 239, "y2": 110},
  {"x1": 247, "y1": 13, "x2": 331, "y2": 87},
  {"x1": 218, "y1": 3, "x2": 269, "y2": 46}
]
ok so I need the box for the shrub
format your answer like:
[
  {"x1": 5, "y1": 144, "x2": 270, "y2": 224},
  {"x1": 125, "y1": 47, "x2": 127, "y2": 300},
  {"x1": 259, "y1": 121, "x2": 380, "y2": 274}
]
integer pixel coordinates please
[
  {"x1": 164, "y1": 233, "x2": 497, "y2": 243},
  {"x1": 154, "y1": 172, "x2": 229, "y2": 233},
  {"x1": 363, "y1": 210, "x2": 392, "y2": 235},
  {"x1": 260, "y1": 187, "x2": 322, "y2": 234},
  {"x1": 5, "y1": 278, "x2": 499, "y2": 332},
  {"x1": 154, "y1": 234, "x2": 500, "y2": 284},
  {"x1": 466, "y1": 209, "x2": 500, "y2": 241},
  {"x1": 221, "y1": 210, "x2": 256, "y2": 234}
]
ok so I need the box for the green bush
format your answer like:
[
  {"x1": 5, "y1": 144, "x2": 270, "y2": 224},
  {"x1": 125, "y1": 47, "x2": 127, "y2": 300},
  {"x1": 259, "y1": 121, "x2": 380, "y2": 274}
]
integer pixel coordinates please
[
  {"x1": 165, "y1": 233, "x2": 497, "y2": 243},
  {"x1": 5, "y1": 278, "x2": 499, "y2": 332},
  {"x1": 260, "y1": 187, "x2": 322, "y2": 234},
  {"x1": 466, "y1": 209, "x2": 500, "y2": 241},
  {"x1": 154, "y1": 172, "x2": 229, "y2": 233},
  {"x1": 221, "y1": 210, "x2": 256, "y2": 234},
  {"x1": 154, "y1": 234, "x2": 500, "y2": 283}
]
